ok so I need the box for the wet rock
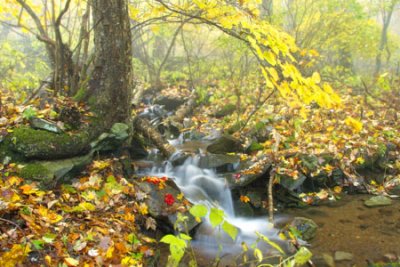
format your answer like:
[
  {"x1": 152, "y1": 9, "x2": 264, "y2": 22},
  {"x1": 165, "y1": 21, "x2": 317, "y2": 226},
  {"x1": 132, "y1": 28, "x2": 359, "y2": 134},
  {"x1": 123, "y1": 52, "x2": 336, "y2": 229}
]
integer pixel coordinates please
[
  {"x1": 247, "y1": 191, "x2": 263, "y2": 208},
  {"x1": 334, "y1": 251, "x2": 353, "y2": 261},
  {"x1": 198, "y1": 154, "x2": 240, "y2": 172},
  {"x1": 129, "y1": 136, "x2": 148, "y2": 159},
  {"x1": 364, "y1": 195, "x2": 392, "y2": 207},
  {"x1": 206, "y1": 135, "x2": 242, "y2": 154},
  {"x1": 287, "y1": 217, "x2": 318, "y2": 241},
  {"x1": 233, "y1": 200, "x2": 254, "y2": 217},
  {"x1": 312, "y1": 253, "x2": 335, "y2": 267},
  {"x1": 224, "y1": 159, "x2": 271, "y2": 188},
  {"x1": 30, "y1": 117, "x2": 63, "y2": 133},
  {"x1": 154, "y1": 95, "x2": 185, "y2": 111},
  {"x1": 90, "y1": 123, "x2": 130, "y2": 152},
  {"x1": 134, "y1": 179, "x2": 199, "y2": 233},
  {"x1": 279, "y1": 173, "x2": 307, "y2": 191}
]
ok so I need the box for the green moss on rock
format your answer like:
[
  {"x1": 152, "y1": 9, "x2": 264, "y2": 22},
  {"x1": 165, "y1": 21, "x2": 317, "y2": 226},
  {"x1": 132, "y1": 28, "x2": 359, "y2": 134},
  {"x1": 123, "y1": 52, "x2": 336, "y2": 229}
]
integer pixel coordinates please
[
  {"x1": 0, "y1": 140, "x2": 26, "y2": 163},
  {"x1": 9, "y1": 126, "x2": 90, "y2": 159},
  {"x1": 19, "y1": 163, "x2": 53, "y2": 183}
]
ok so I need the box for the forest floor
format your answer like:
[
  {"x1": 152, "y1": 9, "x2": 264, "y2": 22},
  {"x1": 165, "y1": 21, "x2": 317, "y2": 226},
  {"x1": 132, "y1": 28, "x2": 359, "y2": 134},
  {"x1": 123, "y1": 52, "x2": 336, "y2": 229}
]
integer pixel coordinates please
[{"x1": 0, "y1": 86, "x2": 400, "y2": 266}]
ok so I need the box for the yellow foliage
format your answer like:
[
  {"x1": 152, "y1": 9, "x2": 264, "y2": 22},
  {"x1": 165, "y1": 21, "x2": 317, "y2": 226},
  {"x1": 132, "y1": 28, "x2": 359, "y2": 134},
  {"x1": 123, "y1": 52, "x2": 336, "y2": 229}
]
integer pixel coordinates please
[
  {"x1": 344, "y1": 116, "x2": 363, "y2": 133},
  {"x1": 0, "y1": 244, "x2": 31, "y2": 267}
]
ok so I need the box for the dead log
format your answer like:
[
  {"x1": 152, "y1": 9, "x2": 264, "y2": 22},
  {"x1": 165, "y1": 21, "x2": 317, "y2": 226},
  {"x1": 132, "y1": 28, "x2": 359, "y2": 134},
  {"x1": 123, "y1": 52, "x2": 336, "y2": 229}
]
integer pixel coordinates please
[{"x1": 133, "y1": 117, "x2": 175, "y2": 158}]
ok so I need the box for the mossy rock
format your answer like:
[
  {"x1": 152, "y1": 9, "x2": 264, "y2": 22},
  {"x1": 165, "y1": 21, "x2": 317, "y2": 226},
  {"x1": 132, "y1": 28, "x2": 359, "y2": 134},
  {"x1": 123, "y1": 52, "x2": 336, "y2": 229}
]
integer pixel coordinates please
[
  {"x1": 8, "y1": 126, "x2": 90, "y2": 160},
  {"x1": 19, "y1": 163, "x2": 53, "y2": 184},
  {"x1": 0, "y1": 140, "x2": 26, "y2": 164},
  {"x1": 18, "y1": 153, "x2": 93, "y2": 188},
  {"x1": 214, "y1": 104, "x2": 236, "y2": 118}
]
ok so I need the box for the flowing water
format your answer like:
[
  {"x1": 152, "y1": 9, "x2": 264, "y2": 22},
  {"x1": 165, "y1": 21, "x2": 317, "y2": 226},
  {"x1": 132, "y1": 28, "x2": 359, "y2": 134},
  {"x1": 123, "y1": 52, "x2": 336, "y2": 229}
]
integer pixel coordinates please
[
  {"x1": 148, "y1": 151, "x2": 288, "y2": 264},
  {"x1": 145, "y1": 142, "x2": 400, "y2": 266}
]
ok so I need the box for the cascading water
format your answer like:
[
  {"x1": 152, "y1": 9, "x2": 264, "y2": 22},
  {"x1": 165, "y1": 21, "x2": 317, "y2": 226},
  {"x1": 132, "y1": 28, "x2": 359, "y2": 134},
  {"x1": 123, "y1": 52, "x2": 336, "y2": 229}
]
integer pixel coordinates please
[
  {"x1": 148, "y1": 149, "x2": 287, "y2": 260},
  {"x1": 151, "y1": 155, "x2": 235, "y2": 217}
]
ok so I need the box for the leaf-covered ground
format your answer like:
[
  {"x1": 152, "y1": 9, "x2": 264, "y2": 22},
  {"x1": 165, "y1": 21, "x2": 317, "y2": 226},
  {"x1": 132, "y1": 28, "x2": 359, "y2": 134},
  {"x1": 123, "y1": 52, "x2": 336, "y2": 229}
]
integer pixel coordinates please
[{"x1": 0, "y1": 86, "x2": 400, "y2": 266}]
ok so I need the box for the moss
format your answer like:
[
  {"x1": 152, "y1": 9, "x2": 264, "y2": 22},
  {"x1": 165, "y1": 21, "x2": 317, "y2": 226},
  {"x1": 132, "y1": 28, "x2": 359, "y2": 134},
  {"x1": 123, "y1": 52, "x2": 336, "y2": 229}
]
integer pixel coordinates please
[
  {"x1": 214, "y1": 103, "x2": 236, "y2": 118},
  {"x1": 0, "y1": 140, "x2": 26, "y2": 163},
  {"x1": 19, "y1": 163, "x2": 53, "y2": 183},
  {"x1": 9, "y1": 126, "x2": 90, "y2": 159}
]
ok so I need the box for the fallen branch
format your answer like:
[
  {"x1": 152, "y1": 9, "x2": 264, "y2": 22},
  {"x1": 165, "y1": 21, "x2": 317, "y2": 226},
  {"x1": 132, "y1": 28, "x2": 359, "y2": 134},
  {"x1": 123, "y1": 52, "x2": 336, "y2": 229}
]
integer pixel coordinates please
[{"x1": 133, "y1": 117, "x2": 176, "y2": 158}]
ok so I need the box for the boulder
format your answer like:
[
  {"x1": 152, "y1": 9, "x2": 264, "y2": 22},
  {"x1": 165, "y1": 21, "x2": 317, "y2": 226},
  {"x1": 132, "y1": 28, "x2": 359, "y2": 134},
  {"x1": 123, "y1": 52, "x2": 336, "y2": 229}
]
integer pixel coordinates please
[
  {"x1": 134, "y1": 178, "x2": 200, "y2": 233},
  {"x1": 7, "y1": 126, "x2": 90, "y2": 160},
  {"x1": 285, "y1": 217, "x2": 318, "y2": 241},
  {"x1": 206, "y1": 135, "x2": 242, "y2": 154},
  {"x1": 18, "y1": 153, "x2": 93, "y2": 187},
  {"x1": 154, "y1": 96, "x2": 185, "y2": 111},
  {"x1": 279, "y1": 173, "x2": 307, "y2": 191},
  {"x1": 198, "y1": 154, "x2": 240, "y2": 172}
]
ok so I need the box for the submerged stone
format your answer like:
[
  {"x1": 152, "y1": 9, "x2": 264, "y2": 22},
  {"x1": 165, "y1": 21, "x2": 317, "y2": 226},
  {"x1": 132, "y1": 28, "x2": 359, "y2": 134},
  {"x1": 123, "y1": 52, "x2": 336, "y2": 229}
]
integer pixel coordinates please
[
  {"x1": 206, "y1": 135, "x2": 242, "y2": 154},
  {"x1": 334, "y1": 251, "x2": 353, "y2": 261},
  {"x1": 287, "y1": 217, "x2": 318, "y2": 241},
  {"x1": 364, "y1": 195, "x2": 392, "y2": 207}
]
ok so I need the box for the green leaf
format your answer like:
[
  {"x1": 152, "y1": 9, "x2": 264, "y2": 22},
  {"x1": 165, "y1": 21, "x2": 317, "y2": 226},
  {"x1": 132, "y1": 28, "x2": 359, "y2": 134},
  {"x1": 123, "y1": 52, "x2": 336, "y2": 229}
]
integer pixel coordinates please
[
  {"x1": 189, "y1": 204, "x2": 208, "y2": 218},
  {"x1": 179, "y1": 233, "x2": 192, "y2": 241},
  {"x1": 256, "y1": 231, "x2": 285, "y2": 255},
  {"x1": 22, "y1": 107, "x2": 37, "y2": 120},
  {"x1": 254, "y1": 248, "x2": 263, "y2": 262},
  {"x1": 31, "y1": 240, "x2": 44, "y2": 250},
  {"x1": 222, "y1": 221, "x2": 238, "y2": 241},
  {"x1": 294, "y1": 247, "x2": 312, "y2": 265},
  {"x1": 42, "y1": 233, "x2": 57, "y2": 244},
  {"x1": 209, "y1": 208, "x2": 224, "y2": 228},
  {"x1": 160, "y1": 234, "x2": 177, "y2": 245}
]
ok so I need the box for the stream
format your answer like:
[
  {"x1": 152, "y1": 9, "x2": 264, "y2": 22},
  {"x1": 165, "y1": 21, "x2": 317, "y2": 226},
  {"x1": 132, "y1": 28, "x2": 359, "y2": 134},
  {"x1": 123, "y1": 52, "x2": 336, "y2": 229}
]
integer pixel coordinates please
[{"x1": 141, "y1": 138, "x2": 400, "y2": 266}]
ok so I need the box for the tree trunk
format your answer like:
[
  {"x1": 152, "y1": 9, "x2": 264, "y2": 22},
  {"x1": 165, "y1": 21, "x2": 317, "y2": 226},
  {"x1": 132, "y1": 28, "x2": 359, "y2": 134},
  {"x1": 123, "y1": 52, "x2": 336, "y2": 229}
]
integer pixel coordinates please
[{"x1": 89, "y1": 0, "x2": 133, "y2": 136}]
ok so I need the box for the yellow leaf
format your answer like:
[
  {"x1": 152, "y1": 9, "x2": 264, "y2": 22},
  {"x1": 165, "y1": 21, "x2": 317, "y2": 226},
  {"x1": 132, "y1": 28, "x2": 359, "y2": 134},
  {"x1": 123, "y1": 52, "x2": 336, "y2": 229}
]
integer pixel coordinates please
[
  {"x1": 240, "y1": 195, "x2": 250, "y2": 203},
  {"x1": 78, "y1": 202, "x2": 96, "y2": 211},
  {"x1": 355, "y1": 157, "x2": 365, "y2": 165},
  {"x1": 344, "y1": 117, "x2": 363, "y2": 133},
  {"x1": 92, "y1": 160, "x2": 111, "y2": 170},
  {"x1": 64, "y1": 257, "x2": 79, "y2": 266},
  {"x1": 106, "y1": 245, "x2": 114, "y2": 259},
  {"x1": 37, "y1": 206, "x2": 63, "y2": 224},
  {"x1": 333, "y1": 186, "x2": 342, "y2": 194},
  {"x1": 0, "y1": 244, "x2": 31, "y2": 267},
  {"x1": 138, "y1": 203, "x2": 148, "y2": 215},
  {"x1": 312, "y1": 72, "x2": 321, "y2": 84},
  {"x1": 263, "y1": 50, "x2": 277, "y2": 66}
]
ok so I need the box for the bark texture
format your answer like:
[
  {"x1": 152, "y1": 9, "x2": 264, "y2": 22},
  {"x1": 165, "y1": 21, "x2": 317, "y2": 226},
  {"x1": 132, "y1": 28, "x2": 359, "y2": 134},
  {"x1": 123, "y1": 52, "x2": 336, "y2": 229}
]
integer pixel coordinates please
[{"x1": 90, "y1": 0, "x2": 133, "y2": 136}]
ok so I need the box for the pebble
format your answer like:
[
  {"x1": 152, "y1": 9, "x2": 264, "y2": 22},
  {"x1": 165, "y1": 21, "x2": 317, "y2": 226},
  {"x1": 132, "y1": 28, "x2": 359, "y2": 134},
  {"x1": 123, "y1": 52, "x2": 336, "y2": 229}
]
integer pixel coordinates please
[{"x1": 334, "y1": 251, "x2": 354, "y2": 261}]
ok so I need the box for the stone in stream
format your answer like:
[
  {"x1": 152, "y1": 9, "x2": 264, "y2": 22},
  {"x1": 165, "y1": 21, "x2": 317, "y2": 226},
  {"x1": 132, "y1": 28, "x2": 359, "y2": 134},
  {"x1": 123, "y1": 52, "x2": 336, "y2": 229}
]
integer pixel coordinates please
[
  {"x1": 206, "y1": 135, "x2": 242, "y2": 154},
  {"x1": 334, "y1": 251, "x2": 354, "y2": 261},
  {"x1": 364, "y1": 195, "x2": 392, "y2": 207},
  {"x1": 134, "y1": 178, "x2": 200, "y2": 233},
  {"x1": 283, "y1": 217, "x2": 318, "y2": 241}
]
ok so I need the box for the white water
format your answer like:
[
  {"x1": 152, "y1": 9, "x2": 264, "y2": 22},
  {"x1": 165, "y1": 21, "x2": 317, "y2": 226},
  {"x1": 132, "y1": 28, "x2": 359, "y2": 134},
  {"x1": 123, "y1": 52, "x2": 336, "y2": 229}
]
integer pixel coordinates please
[{"x1": 150, "y1": 153, "x2": 288, "y2": 257}]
